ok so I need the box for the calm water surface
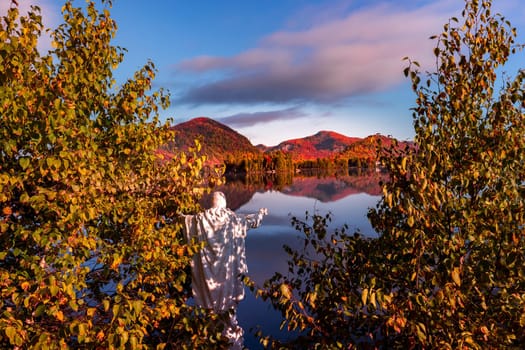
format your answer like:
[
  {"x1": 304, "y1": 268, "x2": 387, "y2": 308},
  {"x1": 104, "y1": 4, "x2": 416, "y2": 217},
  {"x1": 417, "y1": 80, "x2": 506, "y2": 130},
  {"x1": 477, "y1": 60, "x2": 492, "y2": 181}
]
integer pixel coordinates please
[{"x1": 215, "y1": 172, "x2": 384, "y2": 348}]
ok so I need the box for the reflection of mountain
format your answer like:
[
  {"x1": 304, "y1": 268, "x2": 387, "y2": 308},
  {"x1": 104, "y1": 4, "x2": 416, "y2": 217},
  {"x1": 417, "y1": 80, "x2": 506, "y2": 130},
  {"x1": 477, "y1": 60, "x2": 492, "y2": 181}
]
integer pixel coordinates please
[
  {"x1": 281, "y1": 173, "x2": 386, "y2": 202},
  {"x1": 202, "y1": 172, "x2": 386, "y2": 209}
]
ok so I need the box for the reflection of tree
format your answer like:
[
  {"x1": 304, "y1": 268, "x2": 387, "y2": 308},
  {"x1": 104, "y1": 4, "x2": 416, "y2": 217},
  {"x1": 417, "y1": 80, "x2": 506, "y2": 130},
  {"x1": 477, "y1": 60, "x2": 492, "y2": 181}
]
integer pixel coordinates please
[
  {"x1": 205, "y1": 173, "x2": 294, "y2": 210},
  {"x1": 282, "y1": 171, "x2": 386, "y2": 202},
  {"x1": 208, "y1": 170, "x2": 385, "y2": 209}
]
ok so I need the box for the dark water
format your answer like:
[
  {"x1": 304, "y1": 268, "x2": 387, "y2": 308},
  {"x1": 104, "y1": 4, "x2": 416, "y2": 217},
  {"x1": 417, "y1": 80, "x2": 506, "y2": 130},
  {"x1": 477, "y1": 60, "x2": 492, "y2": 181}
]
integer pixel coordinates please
[{"x1": 215, "y1": 171, "x2": 384, "y2": 348}]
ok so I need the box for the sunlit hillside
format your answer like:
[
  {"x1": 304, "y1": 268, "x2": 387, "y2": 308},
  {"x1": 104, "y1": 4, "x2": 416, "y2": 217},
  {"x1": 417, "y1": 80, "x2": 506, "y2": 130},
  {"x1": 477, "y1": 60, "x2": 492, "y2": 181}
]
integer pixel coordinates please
[
  {"x1": 163, "y1": 117, "x2": 260, "y2": 164},
  {"x1": 162, "y1": 117, "x2": 411, "y2": 167}
]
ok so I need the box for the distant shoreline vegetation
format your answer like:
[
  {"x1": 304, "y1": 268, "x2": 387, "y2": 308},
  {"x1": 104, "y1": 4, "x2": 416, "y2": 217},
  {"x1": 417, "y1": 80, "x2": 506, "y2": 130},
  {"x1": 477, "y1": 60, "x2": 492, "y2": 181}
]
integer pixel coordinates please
[
  {"x1": 164, "y1": 117, "x2": 413, "y2": 178},
  {"x1": 223, "y1": 151, "x2": 379, "y2": 177}
]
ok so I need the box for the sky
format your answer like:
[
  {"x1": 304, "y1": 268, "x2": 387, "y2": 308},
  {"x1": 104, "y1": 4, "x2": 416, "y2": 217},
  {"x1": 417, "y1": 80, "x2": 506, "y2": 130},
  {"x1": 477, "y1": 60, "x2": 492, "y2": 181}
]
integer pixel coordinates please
[{"x1": 4, "y1": 0, "x2": 525, "y2": 146}]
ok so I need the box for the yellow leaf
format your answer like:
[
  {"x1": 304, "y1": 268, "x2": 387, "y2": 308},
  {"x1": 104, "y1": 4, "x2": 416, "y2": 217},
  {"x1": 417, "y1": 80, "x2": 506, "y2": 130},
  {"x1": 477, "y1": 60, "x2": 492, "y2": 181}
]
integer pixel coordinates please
[
  {"x1": 87, "y1": 308, "x2": 96, "y2": 317},
  {"x1": 56, "y1": 310, "x2": 64, "y2": 322},
  {"x1": 280, "y1": 284, "x2": 292, "y2": 300},
  {"x1": 110, "y1": 255, "x2": 122, "y2": 270},
  {"x1": 361, "y1": 288, "x2": 369, "y2": 305},
  {"x1": 308, "y1": 291, "x2": 317, "y2": 308},
  {"x1": 407, "y1": 216, "x2": 415, "y2": 227},
  {"x1": 103, "y1": 299, "x2": 110, "y2": 311},
  {"x1": 370, "y1": 291, "x2": 376, "y2": 307},
  {"x1": 451, "y1": 267, "x2": 461, "y2": 286}
]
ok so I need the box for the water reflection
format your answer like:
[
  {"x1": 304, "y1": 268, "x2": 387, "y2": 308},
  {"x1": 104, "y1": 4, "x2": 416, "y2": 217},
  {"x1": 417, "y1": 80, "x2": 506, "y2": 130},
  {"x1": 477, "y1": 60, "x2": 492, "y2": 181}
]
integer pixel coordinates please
[
  {"x1": 206, "y1": 169, "x2": 385, "y2": 211},
  {"x1": 207, "y1": 170, "x2": 384, "y2": 349}
]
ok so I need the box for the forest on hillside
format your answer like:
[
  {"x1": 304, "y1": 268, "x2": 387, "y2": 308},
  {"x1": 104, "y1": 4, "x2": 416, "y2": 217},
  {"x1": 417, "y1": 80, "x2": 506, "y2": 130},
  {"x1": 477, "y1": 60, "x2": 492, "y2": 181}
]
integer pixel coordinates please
[{"x1": 168, "y1": 118, "x2": 409, "y2": 175}]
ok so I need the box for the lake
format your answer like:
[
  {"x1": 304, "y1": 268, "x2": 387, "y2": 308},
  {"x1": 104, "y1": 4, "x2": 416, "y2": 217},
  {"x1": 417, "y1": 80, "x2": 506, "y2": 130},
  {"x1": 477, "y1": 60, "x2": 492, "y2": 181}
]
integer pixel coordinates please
[{"x1": 211, "y1": 170, "x2": 385, "y2": 349}]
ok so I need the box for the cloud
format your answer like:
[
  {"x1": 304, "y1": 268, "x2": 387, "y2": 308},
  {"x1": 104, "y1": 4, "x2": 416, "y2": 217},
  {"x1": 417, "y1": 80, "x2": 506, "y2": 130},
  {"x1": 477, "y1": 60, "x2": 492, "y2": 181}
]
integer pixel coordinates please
[
  {"x1": 219, "y1": 107, "x2": 306, "y2": 128},
  {"x1": 176, "y1": 1, "x2": 459, "y2": 105}
]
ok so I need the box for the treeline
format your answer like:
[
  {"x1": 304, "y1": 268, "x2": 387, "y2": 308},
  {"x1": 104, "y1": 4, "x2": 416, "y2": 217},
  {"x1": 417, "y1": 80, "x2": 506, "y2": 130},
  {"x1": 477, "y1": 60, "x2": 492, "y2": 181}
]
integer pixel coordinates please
[
  {"x1": 226, "y1": 171, "x2": 294, "y2": 192},
  {"x1": 224, "y1": 151, "x2": 293, "y2": 174},
  {"x1": 296, "y1": 156, "x2": 376, "y2": 171},
  {"x1": 224, "y1": 151, "x2": 377, "y2": 175}
]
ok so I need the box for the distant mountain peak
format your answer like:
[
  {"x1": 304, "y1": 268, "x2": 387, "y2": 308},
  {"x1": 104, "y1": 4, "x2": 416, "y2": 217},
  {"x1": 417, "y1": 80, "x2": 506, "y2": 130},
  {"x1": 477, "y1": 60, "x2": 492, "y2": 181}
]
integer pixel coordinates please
[
  {"x1": 270, "y1": 129, "x2": 361, "y2": 160},
  {"x1": 165, "y1": 117, "x2": 259, "y2": 164},
  {"x1": 314, "y1": 130, "x2": 345, "y2": 137},
  {"x1": 177, "y1": 117, "x2": 236, "y2": 133}
]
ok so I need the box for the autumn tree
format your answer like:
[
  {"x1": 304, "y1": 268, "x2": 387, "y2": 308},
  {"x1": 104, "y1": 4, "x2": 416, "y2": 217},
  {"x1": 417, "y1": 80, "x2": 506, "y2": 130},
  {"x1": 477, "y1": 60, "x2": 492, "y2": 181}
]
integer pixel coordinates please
[
  {"x1": 369, "y1": 0, "x2": 525, "y2": 347},
  {"x1": 0, "y1": 1, "x2": 227, "y2": 348},
  {"x1": 257, "y1": 0, "x2": 525, "y2": 348}
]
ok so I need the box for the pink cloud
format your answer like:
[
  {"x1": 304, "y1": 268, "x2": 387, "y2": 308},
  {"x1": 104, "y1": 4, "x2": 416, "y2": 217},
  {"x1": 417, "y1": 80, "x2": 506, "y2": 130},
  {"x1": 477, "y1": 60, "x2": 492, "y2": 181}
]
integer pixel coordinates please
[
  {"x1": 180, "y1": 48, "x2": 293, "y2": 73},
  {"x1": 177, "y1": 1, "x2": 460, "y2": 105}
]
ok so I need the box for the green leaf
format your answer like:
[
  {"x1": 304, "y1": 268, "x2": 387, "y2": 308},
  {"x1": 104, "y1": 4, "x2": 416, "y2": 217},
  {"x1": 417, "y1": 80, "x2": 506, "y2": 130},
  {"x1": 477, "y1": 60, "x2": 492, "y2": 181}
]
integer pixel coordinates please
[
  {"x1": 49, "y1": 284, "x2": 59, "y2": 297},
  {"x1": 5, "y1": 326, "x2": 17, "y2": 343},
  {"x1": 34, "y1": 304, "x2": 46, "y2": 317},
  {"x1": 19, "y1": 157, "x2": 30, "y2": 170}
]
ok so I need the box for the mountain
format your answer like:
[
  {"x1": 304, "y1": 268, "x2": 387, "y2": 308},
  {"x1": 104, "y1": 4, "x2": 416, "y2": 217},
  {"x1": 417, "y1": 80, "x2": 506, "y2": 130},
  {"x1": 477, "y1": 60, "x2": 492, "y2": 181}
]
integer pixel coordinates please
[
  {"x1": 162, "y1": 117, "x2": 412, "y2": 166},
  {"x1": 268, "y1": 131, "x2": 413, "y2": 163},
  {"x1": 268, "y1": 131, "x2": 361, "y2": 161},
  {"x1": 164, "y1": 117, "x2": 261, "y2": 164}
]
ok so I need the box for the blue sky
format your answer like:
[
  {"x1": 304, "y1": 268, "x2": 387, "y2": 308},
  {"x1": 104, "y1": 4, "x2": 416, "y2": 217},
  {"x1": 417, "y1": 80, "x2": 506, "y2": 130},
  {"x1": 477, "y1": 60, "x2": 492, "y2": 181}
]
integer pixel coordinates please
[{"x1": 5, "y1": 1, "x2": 525, "y2": 146}]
